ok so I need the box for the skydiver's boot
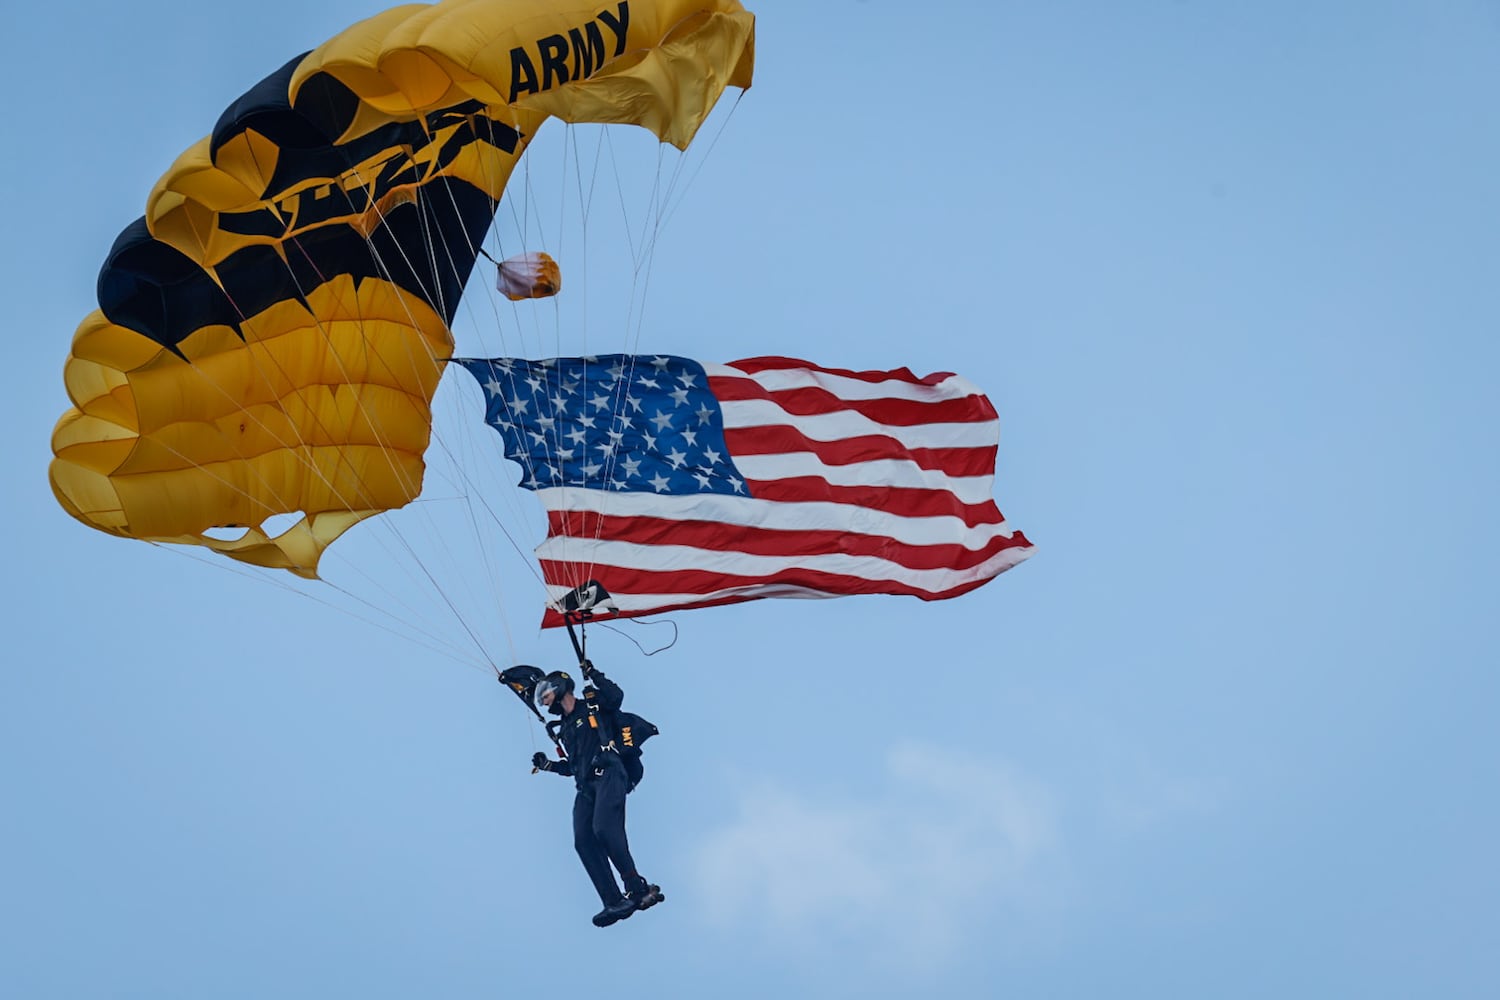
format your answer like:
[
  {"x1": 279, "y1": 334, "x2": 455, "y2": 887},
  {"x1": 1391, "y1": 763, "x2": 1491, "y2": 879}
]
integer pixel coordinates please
[
  {"x1": 625, "y1": 875, "x2": 665, "y2": 912},
  {"x1": 592, "y1": 894, "x2": 638, "y2": 928}
]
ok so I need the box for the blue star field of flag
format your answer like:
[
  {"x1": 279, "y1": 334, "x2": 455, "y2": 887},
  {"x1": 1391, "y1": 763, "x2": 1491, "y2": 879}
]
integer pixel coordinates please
[{"x1": 455, "y1": 354, "x2": 750, "y2": 496}]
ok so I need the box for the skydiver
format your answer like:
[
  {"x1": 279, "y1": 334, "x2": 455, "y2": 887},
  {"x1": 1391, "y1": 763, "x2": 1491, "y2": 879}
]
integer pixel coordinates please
[{"x1": 530, "y1": 658, "x2": 663, "y2": 927}]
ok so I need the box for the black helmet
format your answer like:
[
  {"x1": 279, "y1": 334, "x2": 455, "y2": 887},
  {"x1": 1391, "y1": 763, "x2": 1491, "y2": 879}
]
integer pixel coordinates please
[{"x1": 535, "y1": 670, "x2": 574, "y2": 715}]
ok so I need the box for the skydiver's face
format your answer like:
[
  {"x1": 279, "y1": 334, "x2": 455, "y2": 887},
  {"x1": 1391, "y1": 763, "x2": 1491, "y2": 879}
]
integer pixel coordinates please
[{"x1": 537, "y1": 686, "x2": 568, "y2": 716}]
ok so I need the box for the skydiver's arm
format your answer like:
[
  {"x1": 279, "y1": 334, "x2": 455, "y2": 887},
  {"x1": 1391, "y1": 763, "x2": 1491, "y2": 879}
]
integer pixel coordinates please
[
  {"x1": 532, "y1": 751, "x2": 574, "y2": 777},
  {"x1": 588, "y1": 669, "x2": 624, "y2": 711}
]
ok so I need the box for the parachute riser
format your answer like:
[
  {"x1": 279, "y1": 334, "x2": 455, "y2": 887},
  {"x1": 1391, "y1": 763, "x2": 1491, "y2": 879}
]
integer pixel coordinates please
[{"x1": 564, "y1": 614, "x2": 587, "y2": 664}]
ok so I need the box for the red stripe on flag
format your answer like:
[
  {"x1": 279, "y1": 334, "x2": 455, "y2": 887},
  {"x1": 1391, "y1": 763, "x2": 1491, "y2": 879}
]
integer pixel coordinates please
[
  {"x1": 721, "y1": 425, "x2": 999, "y2": 477},
  {"x1": 710, "y1": 377, "x2": 996, "y2": 427},
  {"x1": 543, "y1": 512, "x2": 1032, "y2": 572},
  {"x1": 539, "y1": 561, "x2": 1002, "y2": 610},
  {"x1": 740, "y1": 477, "x2": 1003, "y2": 525}
]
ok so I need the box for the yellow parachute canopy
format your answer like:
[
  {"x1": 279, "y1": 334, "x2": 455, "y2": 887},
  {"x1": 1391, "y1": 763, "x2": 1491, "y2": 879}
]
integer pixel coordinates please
[{"x1": 50, "y1": 0, "x2": 755, "y2": 578}]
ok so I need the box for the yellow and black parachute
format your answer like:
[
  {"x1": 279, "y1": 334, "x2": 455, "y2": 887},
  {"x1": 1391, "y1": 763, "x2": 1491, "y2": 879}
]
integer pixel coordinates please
[{"x1": 50, "y1": 0, "x2": 754, "y2": 578}]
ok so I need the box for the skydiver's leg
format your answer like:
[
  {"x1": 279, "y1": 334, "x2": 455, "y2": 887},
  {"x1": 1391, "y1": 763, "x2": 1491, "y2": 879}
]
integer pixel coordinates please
[
  {"x1": 590, "y1": 760, "x2": 646, "y2": 895},
  {"x1": 573, "y1": 787, "x2": 623, "y2": 905}
]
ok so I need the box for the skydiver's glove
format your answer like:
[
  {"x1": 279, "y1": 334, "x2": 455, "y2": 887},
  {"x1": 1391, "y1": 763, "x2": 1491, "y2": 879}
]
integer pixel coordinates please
[
  {"x1": 579, "y1": 658, "x2": 596, "y2": 679},
  {"x1": 531, "y1": 751, "x2": 556, "y2": 772}
]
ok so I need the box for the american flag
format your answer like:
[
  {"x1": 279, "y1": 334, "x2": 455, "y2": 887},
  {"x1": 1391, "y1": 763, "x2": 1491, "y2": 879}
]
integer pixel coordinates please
[{"x1": 454, "y1": 354, "x2": 1034, "y2": 627}]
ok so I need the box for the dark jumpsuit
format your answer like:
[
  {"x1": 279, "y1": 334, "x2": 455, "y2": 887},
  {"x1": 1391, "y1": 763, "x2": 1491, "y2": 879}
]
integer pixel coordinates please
[{"x1": 544, "y1": 669, "x2": 646, "y2": 905}]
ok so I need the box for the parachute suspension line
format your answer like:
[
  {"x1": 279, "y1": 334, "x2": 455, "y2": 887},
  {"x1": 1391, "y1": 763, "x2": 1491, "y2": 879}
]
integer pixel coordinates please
[
  {"x1": 123, "y1": 402, "x2": 488, "y2": 667},
  {"x1": 452, "y1": 121, "x2": 578, "y2": 584},
  {"x1": 279, "y1": 234, "x2": 501, "y2": 668},
  {"x1": 495, "y1": 136, "x2": 569, "y2": 602},
  {"x1": 178, "y1": 244, "x2": 439, "y2": 619},
  {"x1": 215, "y1": 148, "x2": 512, "y2": 669},
  {"x1": 216, "y1": 98, "x2": 441, "y2": 621},
  {"x1": 340, "y1": 150, "x2": 559, "y2": 667},
  {"x1": 567, "y1": 127, "x2": 615, "y2": 591},
  {"x1": 501, "y1": 98, "x2": 740, "y2": 608},
  {"x1": 148, "y1": 540, "x2": 493, "y2": 670},
  {"x1": 624, "y1": 142, "x2": 678, "y2": 354},
  {"x1": 536, "y1": 126, "x2": 587, "y2": 592},
  {"x1": 652, "y1": 138, "x2": 702, "y2": 261},
  {"x1": 411, "y1": 118, "x2": 633, "y2": 661},
  {"x1": 506, "y1": 126, "x2": 559, "y2": 367},
  {"x1": 469, "y1": 114, "x2": 545, "y2": 372},
  {"x1": 611, "y1": 137, "x2": 679, "y2": 365},
  {"x1": 155, "y1": 246, "x2": 481, "y2": 664},
  {"x1": 479, "y1": 119, "x2": 649, "y2": 608},
  {"x1": 275, "y1": 232, "x2": 430, "y2": 508},
  {"x1": 574, "y1": 123, "x2": 623, "y2": 594},
  {"x1": 657, "y1": 88, "x2": 748, "y2": 234},
  {"x1": 314, "y1": 572, "x2": 498, "y2": 672},
  {"x1": 462, "y1": 110, "x2": 736, "y2": 625},
  {"x1": 272, "y1": 224, "x2": 437, "y2": 520},
  {"x1": 497, "y1": 121, "x2": 556, "y2": 365},
  {"x1": 487, "y1": 120, "x2": 611, "y2": 599},
  {"x1": 570, "y1": 125, "x2": 613, "y2": 590},
  {"x1": 225, "y1": 112, "x2": 422, "y2": 515},
  {"x1": 581, "y1": 136, "x2": 691, "y2": 588},
  {"x1": 456, "y1": 117, "x2": 530, "y2": 367},
  {"x1": 601, "y1": 128, "x2": 641, "y2": 271},
  {"x1": 572, "y1": 121, "x2": 644, "y2": 584},
  {"x1": 146, "y1": 208, "x2": 385, "y2": 543},
  {"x1": 570, "y1": 128, "x2": 645, "y2": 590},
  {"x1": 316, "y1": 516, "x2": 502, "y2": 663},
  {"x1": 568, "y1": 123, "x2": 609, "y2": 357},
  {"x1": 554, "y1": 130, "x2": 682, "y2": 592},
  {"x1": 593, "y1": 109, "x2": 734, "y2": 595},
  {"x1": 555, "y1": 122, "x2": 613, "y2": 594}
]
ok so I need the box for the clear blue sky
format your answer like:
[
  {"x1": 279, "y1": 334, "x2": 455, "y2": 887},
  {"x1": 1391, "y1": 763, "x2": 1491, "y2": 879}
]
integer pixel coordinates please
[{"x1": 5, "y1": 2, "x2": 1497, "y2": 997}]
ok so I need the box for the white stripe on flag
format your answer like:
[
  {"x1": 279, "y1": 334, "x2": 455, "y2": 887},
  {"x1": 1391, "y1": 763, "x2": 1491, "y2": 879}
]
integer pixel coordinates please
[{"x1": 729, "y1": 452, "x2": 998, "y2": 505}]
